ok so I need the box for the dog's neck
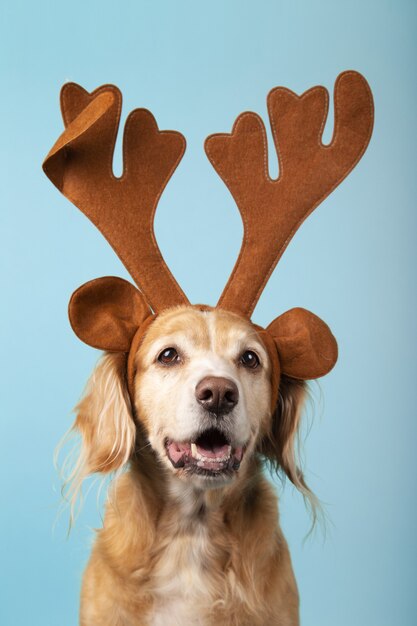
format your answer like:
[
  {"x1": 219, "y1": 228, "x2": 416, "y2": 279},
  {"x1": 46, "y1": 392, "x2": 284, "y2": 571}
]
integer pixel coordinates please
[{"x1": 166, "y1": 464, "x2": 260, "y2": 523}]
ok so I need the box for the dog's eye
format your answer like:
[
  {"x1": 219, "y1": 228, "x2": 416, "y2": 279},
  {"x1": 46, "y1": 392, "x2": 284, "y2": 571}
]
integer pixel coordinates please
[
  {"x1": 158, "y1": 347, "x2": 180, "y2": 365},
  {"x1": 240, "y1": 350, "x2": 260, "y2": 369}
]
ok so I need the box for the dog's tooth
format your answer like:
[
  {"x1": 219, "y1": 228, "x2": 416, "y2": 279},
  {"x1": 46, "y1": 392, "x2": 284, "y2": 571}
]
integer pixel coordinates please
[{"x1": 191, "y1": 443, "x2": 233, "y2": 464}]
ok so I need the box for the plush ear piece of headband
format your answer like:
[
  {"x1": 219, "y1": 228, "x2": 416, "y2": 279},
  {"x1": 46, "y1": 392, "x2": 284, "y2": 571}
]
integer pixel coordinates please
[
  {"x1": 267, "y1": 308, "x2": 338, "y2": 380},
  {"x1": 69, "y1": 276, "x2": 152, "y2": 351}
]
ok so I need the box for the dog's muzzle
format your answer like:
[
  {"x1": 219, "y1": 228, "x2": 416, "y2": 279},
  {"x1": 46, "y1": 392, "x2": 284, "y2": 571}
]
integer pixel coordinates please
[{"x1": 165, "y1": 427, "x2": 245, "y2": 476}]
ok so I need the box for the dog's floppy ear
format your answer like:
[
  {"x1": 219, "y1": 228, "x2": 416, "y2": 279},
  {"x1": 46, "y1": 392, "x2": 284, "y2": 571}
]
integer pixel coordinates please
[
  {"x1": 73, "y1": 352, "x2": 136, "y2": 476},
  {"x1": 260, "y1": 375, "x2": 306, "y2": 468},
  {"x1": 259, "y1": 376, "x2": 315, "y2": 508},
  {"x1": 69, "y1": 276, "x2": 152, "y2": 351},
  {"x1": 267, "y1": 308, "x2": 338, "y2": 380}
]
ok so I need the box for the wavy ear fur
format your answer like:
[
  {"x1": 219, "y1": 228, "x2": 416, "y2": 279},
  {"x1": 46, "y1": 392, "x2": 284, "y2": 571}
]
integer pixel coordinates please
[
  {"x1": 260, "y1": 375, "x2": 317, "y2": 510},
  {"x1": 72, "y1": 352, "x2": 136, "y2": 479}
]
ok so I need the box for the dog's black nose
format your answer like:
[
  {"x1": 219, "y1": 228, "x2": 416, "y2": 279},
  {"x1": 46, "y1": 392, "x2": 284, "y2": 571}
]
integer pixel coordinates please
[{"x1": 195, "y1": 376, "x2": 239, "y2": 416}]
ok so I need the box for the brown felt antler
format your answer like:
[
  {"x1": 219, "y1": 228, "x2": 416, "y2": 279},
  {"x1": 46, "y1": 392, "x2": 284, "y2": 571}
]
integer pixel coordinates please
[
  {"x1": 43, "y1": 82, "x2": 189, "y2": 314},
  {"x1": 205, "y1": 71, "x2": 374, "y2": 318}
]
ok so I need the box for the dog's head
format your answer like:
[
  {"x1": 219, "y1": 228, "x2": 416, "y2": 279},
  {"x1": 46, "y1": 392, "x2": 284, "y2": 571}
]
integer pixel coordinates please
[
  {"x1": 71, "y1": 302, "x2": 336, "y2": 497},
  {"x1": 133, "y1": 306, "x2": 271, "y2": 488}
]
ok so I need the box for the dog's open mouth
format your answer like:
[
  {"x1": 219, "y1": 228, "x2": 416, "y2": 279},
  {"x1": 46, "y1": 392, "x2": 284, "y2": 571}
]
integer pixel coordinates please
[{"x1": 165, "y1": 427, "x2": 245, "y2": 475}]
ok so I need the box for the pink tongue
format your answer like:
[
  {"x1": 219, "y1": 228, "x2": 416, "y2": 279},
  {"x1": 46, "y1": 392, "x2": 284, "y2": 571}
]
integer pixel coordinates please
[
  {"x1": 196, "y1": 442, "x2": 230, "y2": 458},
  {"x1": 168, "y1": 441, "x2": 190, "y2": 463}
]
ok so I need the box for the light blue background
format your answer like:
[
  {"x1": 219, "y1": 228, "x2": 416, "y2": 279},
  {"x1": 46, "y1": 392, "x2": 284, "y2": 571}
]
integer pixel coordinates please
[{"x1": 1, "y1": 1, "x2": 416, "y2": 624}]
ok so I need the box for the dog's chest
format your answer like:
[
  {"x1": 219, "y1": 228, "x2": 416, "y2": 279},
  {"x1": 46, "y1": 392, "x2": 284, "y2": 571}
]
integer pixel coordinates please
[{"x1": 148, "y1": 524, "x2": 217, "y2": 626}]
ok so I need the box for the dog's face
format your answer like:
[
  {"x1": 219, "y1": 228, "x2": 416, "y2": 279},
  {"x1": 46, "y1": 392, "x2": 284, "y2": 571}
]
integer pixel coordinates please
[{"x1": 133, "y1": 307, "x2": 273, "y2": 488}]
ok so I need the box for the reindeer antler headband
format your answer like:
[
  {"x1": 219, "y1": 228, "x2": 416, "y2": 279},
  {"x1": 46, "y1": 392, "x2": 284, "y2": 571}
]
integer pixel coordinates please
[{"x1": 43, "y1": 71, "x2": 374, "y2": 393}]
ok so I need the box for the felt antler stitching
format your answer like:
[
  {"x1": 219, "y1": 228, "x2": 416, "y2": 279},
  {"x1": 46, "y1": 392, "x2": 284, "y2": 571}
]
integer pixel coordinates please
[
  {"x1": 205, "y1": 71, "x2": 374, "y2": 318},
  {"x1": 43, "y1": 82, "x2": 189, "y2": 313}
]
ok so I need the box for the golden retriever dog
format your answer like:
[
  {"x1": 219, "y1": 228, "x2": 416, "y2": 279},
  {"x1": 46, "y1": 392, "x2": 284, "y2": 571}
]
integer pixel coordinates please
[{"x1": 70, "y1": 305, "x2": 308, "y2": 626}]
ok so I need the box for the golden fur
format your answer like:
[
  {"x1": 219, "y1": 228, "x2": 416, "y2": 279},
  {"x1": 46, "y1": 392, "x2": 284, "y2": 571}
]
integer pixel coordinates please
[{"x1": 67, "y1": 307, "x2": 311, "y2": 625}]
